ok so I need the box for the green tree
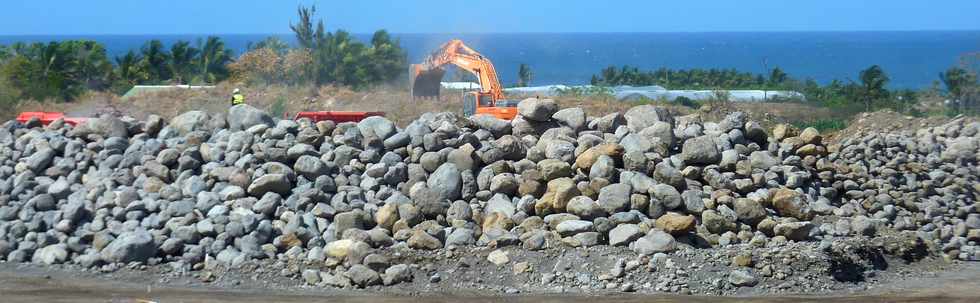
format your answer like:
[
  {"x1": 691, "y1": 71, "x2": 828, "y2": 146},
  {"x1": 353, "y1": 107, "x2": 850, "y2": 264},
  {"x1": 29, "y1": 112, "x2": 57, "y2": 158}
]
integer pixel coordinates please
[
  {"x1": 858, "y1": 65, "x2": 890, "y2": 111},
  {"x1": 140, "y1": 40, "x2": 171, "y2": 83},
  {"x1": 290, "y1": 5, "x2": 405, "y2": 88},
  {"x1": 113, "y1": 50, "x2": 148, "y2": 93},
  {"x1": 939, "y1": 66, "x2": 977, "y2": 113},
  {"x1": 197, "y1": 36, "x2": 233, "y2": 84},
  {"x1": 769, "y1": 67, "x2": 787, "y2": 88},
  {"x1": 169, "y1": 41, "x2": 199, "y2": 84},
  {"x1": 367, "y1": 30, "x2": 406, "y2": 83},
  {"x1": 1, "y1": 40, "x2": 112, "y2": 101},
  {"x1": 517, "y1": 63, "x2": 533, "y2": 87},
  {"x1": 290, "y1": 6, "x2": 318, "y2": 50}
]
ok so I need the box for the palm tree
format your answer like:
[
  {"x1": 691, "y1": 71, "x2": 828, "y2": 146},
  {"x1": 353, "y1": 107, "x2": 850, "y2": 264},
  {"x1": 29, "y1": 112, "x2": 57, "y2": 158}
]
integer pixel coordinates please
[
  {"x1": 169, "y1": 41, "x2": 199, "y2": 84},
  {"x1": 940, "y1": 66, "x2": 978, "y2": 113},
  {"x1": 197, "y1": 36, "x2": 232, "y2": 84},
  {"x1": 858, "y1": 65, "x2": 889, "y2": 111},
  {"x1": 140, "y1": 40, "x2": 170, "y2": 83},
  {"x1": 62, "y1": 40, "x2": 113, "y2": 92},
  {"x1": 113, "y1": 50, "x2": 148, "y2": 92}
]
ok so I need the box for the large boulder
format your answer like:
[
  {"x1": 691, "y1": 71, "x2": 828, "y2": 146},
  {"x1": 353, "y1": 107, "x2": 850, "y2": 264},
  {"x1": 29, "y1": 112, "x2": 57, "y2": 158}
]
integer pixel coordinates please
[
  {"x1": 597, "y1": 183, "x2": 631, "y2": 214},
  {"x1": 170, "y1": 111, "x2": 211, "y2": 135},
  {"x1": 608, "y1": 224, "x2": 644, "y2": 246},
  {"x1": 517, "y1": 98, "x2": 559, "y2": 122},
  {"x1": 771, "y1": 188, "x2": 813, "y2": 220},
  {"x1": 625, "y1": 105, "x2": 673, "y2": 132},
  {"x1": 630, "y1": 230, "x2": 676, "y2": 255},
  {"x1": 100, "y1": 230, "x2": 157, "y2": 263},
  {"x1": 536, "y1": 177, "x2": 580, "y2": 214},
  {"x1": 774, "y1": 221, "x2": 815, "y2": 241},
  {"x1": 575, "y1": 143, "x2": 625, "y2": 172},
  {"x1": 680, "y1": 135, "x2": 720, "y2": 165},
  {"x1": 24, "y1": 148, "x2": 56, "y2": 173},
  {"x1": 71, "y1": 116, "x2": 129, "y2": 138},
  {"x1": 33, "y1": 244, "x2": 69, "y2": 265},
  {"x1": 734, "y1": 198, "x2": 767, "y2": 226},
  {"x1": 427, "y1": 163, "x2": 462, "y2": 201},
  {"x1": 552, "y1": 107, "x2": 586, "y2": 131},
  {"x1": 470, "y1": 114, "x2": 512, "y2": 137},
  {"x1": 357, "y1": 116, "x2": 397, "y2": 140},
  {"x1": 248, "y1": 174, "x2": 292, "y2": 197},
  {"x1": 228, "y1": 104, "x2": 274, "y2": 131},
  {"x1": 293, "y1": 155, "x2": 326, "y2": 179},
  {"x1": 655, "y1": 212, "x2": 696, "y2": 235}
]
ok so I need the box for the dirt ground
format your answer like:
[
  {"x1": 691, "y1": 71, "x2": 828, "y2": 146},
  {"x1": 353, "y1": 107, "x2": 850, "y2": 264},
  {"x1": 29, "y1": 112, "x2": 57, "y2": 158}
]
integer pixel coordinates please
[{"x1": 0, "y1": 262, "x2": 977, "y2": 303}]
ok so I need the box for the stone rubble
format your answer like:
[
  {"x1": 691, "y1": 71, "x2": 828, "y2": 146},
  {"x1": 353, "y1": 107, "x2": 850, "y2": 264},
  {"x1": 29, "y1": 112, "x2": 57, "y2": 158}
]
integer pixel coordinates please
[{"x1": 0, "y1": 100, "x2": 977, "y2": 292}]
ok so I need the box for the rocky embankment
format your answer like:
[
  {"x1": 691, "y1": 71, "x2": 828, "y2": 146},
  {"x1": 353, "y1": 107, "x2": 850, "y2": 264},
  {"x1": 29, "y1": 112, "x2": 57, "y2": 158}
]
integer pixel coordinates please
[{"x1": 0, "y1": 100, "x2": 977, "y2": 295}]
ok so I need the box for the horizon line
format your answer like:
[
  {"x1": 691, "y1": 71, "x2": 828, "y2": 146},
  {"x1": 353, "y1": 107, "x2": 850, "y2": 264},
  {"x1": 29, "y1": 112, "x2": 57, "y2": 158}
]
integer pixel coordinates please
[{"x1": 2, "y1": 29, "x2": 980, "y2": 36}]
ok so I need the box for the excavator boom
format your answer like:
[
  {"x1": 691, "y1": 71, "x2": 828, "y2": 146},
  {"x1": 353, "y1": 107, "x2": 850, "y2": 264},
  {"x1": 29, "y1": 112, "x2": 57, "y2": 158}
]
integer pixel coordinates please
[{"x1": 410, "y1": 39, "x2": 504, "y2": 100}]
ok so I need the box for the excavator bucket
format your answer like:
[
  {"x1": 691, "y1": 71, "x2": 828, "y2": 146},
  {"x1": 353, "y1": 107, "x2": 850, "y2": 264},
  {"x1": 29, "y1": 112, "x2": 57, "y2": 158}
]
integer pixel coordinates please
[{"x1": 410, "y1": 64, "x2": 445, "y2": 99}]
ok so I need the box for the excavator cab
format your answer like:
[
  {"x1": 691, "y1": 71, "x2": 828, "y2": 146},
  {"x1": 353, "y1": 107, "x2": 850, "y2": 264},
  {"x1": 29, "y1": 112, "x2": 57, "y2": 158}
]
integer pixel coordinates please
[
  {"x1": 461, "y1": 92, "x2": 518, "y2": 118},
  {"x1": 410, "y1": 39, "x2": 519, "y2": 120}
]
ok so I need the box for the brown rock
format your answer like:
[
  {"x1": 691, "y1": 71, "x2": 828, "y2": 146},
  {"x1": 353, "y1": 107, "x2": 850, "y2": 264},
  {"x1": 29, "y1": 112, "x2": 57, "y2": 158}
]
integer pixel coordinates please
[
  {"x1": 375, "y1": 203, "x2": 399, "y2": 229},
  {"x1": 771, "y1": 188, "x2": 813, "y2": 220},
  {"x1": 407, "y1": 230, "x2": 442, "y2": 250},
  {"x1": 655, "y1": 212, "x2": 696, "y2": 235},
  {"x1": 574, "y1": 143, "x2": 624, "y2": 172},
  {"x1": 483, "y1": 212, "x2": 515, "y2": 231},
  {"x1": 732, "y1": 253, "x2": 753, "y2": 267},
  {"x1": 799, "y1": 127, "x2": 821, "y2": 145},
  {"x1": 534, "y1": 178, "x2": 580, "y2": 215},
  {"x1": 796, "y1": 144, "x2": 825, "y2": 157},
  {"x1": 772, "y1": 124, "x2": 798, "y2": 141}
]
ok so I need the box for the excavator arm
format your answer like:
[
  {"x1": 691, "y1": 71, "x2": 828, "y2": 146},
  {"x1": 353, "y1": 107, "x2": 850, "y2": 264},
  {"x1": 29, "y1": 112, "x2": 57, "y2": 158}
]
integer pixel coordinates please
[{"x1": 410, "y1": 39, "x2": 504, "y2": 100}]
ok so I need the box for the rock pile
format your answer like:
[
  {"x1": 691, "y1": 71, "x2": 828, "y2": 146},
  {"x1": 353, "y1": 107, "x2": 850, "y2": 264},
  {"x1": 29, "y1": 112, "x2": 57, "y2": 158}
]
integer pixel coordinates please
[{"x1": 0, "y1": 101, "x2": 977, "y2": 289}]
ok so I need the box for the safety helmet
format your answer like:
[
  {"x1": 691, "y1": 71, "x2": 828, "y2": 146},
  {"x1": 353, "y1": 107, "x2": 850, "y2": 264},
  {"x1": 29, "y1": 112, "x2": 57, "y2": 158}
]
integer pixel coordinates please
[{"x1": 233, "y1": 88, "x2": 241, "y2": 94}]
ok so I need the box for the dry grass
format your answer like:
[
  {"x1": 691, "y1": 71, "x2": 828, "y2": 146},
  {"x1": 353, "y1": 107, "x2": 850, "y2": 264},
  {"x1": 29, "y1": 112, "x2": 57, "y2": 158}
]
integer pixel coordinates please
[{"x1": 6, "y1": 84, "x2": 865, "y2": 134}]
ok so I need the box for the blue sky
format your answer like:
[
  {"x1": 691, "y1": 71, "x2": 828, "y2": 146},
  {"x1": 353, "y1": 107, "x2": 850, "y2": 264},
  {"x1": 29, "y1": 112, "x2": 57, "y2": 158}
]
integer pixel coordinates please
[{"x1": 2, "y1": 0, "x2": 979, "y2": 35}]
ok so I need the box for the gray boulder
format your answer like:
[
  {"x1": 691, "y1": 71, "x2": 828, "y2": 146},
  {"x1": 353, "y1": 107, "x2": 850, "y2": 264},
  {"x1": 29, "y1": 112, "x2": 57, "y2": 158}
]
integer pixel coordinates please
[
  {"x1": 169, "y1": 111, "x2": 211, "y2": 135},
  {"x1": 100, "y1": 230, "x2": 157, "y2": 263},
  {"x1": 33, "y1": 244, "x2": 69, "y2": 265},
  {"x1": 630, "y1": 230, "x2": 676, "y2": 255},
  {"x1": 625, "y1": 105, "x2": 673, "y2": 132},
  {"x1": 728, "y1": 270, "x2": 759, "y2": 287},
  {"x1": 471, "y1": 114, "x2": 512, "y2": 137},
  {"x1": 248, "y1": 174, "x2": 292, "y2": 197},
  {"x1": 680, "y1": 135, "x2": 720, "y2": 165},
  {"x1": 72, "y1": 116, "x2": 129, "y2": 138},
  {"x1": 228, "y1": 104, "x2": 274, "y2": 131},
  {"x1": 357, "y1": 116, "x2": 396, "y2": 140},
  {"x1": 517, "y1": 98, "x2": 559, "y2": 122},
  {"x1": 427, "y1": 163, "x2": 462, "y2": 201},
  {"x1": 597, "y1": 183, "x2": 632, "y2": 214},
  {"x1": 608, "y1": 224, "x2": 643, "y2": 246},
  {"x1": 552, "y1": 107, "x2": 586, "y2": 131},
  {"x1": 346, "y1": 264, "x2": 382, "y2": 287}
]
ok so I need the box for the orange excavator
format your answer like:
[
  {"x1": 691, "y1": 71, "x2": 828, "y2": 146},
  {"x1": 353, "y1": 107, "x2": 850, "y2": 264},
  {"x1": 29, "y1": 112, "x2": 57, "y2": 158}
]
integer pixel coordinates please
[{"x1": 410, "y1": 39, "x2": 519, "y2": 120}]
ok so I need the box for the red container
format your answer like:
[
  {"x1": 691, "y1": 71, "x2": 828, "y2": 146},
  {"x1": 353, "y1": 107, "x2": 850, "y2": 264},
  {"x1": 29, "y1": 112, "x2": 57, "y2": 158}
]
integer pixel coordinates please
[
  {"x1": 15, "y1": 112, "x2": 87, "y2": 126},
  {"x1": 293, "y1": 111, "x2": 385, "y2": 123}
]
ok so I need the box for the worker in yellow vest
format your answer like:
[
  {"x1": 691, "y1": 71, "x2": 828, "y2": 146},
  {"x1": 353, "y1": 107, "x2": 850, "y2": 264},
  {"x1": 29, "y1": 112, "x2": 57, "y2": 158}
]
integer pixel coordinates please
[{"x1": 230, "y1": 88, "x2": 245, "y2": 106}]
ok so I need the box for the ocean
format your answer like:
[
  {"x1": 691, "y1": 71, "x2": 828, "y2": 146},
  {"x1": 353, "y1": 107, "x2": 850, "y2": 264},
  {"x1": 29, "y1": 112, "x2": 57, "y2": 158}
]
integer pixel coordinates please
[{"x1": 2, "y1": 31, "x2": 978, "y2": 89}]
